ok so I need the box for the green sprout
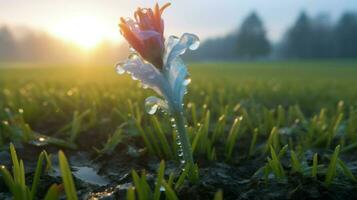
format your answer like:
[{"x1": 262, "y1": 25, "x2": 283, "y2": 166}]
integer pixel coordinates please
[{"x1": 0, "y1": 143, "x2": 56, "y2": 200}]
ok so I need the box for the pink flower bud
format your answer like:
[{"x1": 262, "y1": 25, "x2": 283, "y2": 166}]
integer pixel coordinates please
[{"x1": 119, "y1": 3, "x2": 170, "y2": 69}]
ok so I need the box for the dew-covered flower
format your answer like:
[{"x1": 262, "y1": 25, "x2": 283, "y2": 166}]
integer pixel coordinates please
[
  {"x1": 119, "y1": 3, "x2": 170, "y2": 69},
  {"x1": 116, "y1": 3, "x2": 200, "y2": 115}
]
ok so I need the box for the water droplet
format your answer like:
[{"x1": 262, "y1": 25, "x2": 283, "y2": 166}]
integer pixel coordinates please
[
  {"x1": 160, "y1": 186, "x2": 165, "y2": 192},
  {"x1": 3, "y1": 120, "x2": 9, "y2": 125},
  {"x1": 129, "y1": 46, "x2": 136, "y2": 53},
  {"x1": 180, "y1": 159, "x2": 186, "y2": 164},
  {"x1": 115, "y1": 63, "x2": 125, "y2": 74},
  {"x1": 183, "y1": 78, "x2": 191, "y2": 86},
  {"x1": 189, "y1": 36, "x2": 200, "y2": 50},
  {"x1": 172, "y1": 123, "x2": 176, "y2": 128},
  {"x1": 128, "y1": 53, "x2": 138, "y2": 60},
  {"x1": 30, "y1": 136, "x2": 48, "y2": 146},
  {"x1": 18, "y1": 108, "x2": 24, "y2": 114},
  {"x1": 171, "y1": 118, "x2": 175, "y2": 122},
  {"x1": 131, "y1": 75, "x2": 138, "y2": 80},
  {"x1": 178, "y1": 152, "x2": 184, "y2": 157},
  {"x1": 145, "y1": 100, "x2": 159, "y2": 115}
]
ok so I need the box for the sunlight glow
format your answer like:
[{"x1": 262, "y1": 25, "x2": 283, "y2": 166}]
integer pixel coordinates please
[{"x1": 51, "y1": 16, "x2": 109, "y2": 50}]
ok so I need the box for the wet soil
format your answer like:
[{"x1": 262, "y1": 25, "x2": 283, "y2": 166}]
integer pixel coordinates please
[{"x1": 1, "y1": 137, "x2": 357, "y2": 200}]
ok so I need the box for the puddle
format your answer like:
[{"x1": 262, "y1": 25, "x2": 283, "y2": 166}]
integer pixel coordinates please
[{"x1": 73, "y1": 166, "x2": 110, "y2": 186}]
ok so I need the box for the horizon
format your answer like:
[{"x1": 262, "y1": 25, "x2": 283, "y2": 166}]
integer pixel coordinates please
[{"x1": 1, "y1": 0, "x2": 356, "y2": 50}]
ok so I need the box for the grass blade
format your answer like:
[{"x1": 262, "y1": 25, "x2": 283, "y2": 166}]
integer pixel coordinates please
[
  {"x1": 337, "y1": 158, "x2": 357, "y2": 182},
  {"x1": 153, "y1": 161, "x2": 165, "y2": 200},
  {"x1": 30, "y1": 151, "x2": 45, "y2": 199},
  {"x1": 325, "y1": 145, "x2": 340, "y2": 186},
  {"x1": 58, "y1": 151, "x2": 78, "y2": 200},
  {"x1": 126, "y1": 186, "x2": 136, "y2": 200},
  {"x1": 312, "y1": 153, "x2": 318, "y2": 178},
  {"x1": 43, "y1": 184, "x2": 61, "y2": 200},
  {"x1": 213, "y1": 190, "x2": 223, "y2": 200},
  {"x1": 290, "y1": 150, "x2": 301, "y2": 173}
]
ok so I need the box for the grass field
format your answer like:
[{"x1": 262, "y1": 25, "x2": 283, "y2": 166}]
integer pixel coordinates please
[{"x1": 1, "y1": 60, "x2": 357, "y2": 199}]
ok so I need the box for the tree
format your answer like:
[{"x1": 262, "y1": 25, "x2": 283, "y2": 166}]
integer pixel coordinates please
[
  {"x1": 236, "y1": 12, "x2": 271, "y2": 58},
  {"x1": 0, "y1": 26, "x2": 18, "y2": 61},
  {"x1": 310, "y1": 14, "x2": 334, "y2": 58},
  {"x1": 335, "y1": 12, "x2": 357, "y2": 58},
  {"x1": 283, "y1": 11, "x2": 313, "y2": 58}
]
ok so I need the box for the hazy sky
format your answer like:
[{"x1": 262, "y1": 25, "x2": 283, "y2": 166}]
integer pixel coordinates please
[{"x1": 0, "y1": 0, "x2": 356, "y2": 45}]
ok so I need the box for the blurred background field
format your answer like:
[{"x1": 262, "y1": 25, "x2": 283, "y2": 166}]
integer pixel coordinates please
[{"x1": 1, "y1": 60, "x2": 357, "y2": 136}]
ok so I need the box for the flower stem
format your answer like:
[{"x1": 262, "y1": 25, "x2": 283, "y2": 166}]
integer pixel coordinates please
[{"x1": 173, "y1": 111, "x2": 194, "y2": 165}]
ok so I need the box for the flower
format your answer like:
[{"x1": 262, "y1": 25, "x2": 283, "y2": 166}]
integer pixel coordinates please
[
  {"x1": 117, "y1": 2, "x2": 200, "y2": 168},
  {"x1": 119, "y1": 3, "x2": 171, "y2": 69},
  {"x1": 116, "y1": 3, "x2": 200, "y2": 114}
]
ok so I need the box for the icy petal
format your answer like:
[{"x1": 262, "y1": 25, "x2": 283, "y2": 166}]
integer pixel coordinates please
[
  {"x1": 117, "y1": 54, "x2": 170, "y2": 97},
  {"x1": 161, "y1": 33, "x2": 200, "y2": 109},
  {"x1": 170, "y1": 57, "x2": 188, "y2": 107},
  {"x1": 164, "y1": 33, "x2": 200, "y2": 68}
]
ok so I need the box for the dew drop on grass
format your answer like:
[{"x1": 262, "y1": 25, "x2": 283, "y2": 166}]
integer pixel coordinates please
[
  {"x1": 160, "y1": 186, "x2": 165, "y2": 192},
  {"x1": 115, "y1": 63, "x2": 125, "y2": 74},
  {"x1": 29, "y1": 136, "x2": 48, "y2": 146}
]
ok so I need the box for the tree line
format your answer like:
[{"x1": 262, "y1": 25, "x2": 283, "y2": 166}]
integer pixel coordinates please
[
  {"x1": 0, "y1": 10, "x2": 357, "y2": 62},
  {"x1": 187, "y1": 11, "x2": 357, "y2": 60}
]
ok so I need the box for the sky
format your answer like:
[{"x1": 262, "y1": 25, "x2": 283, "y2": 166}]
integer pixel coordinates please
[{"x1": 0, "y1": 0, "x2": 356, "y2": 48}]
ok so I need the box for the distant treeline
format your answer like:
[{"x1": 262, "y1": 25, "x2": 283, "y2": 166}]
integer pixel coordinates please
[
  {"x1": 0, "y1": 10, "x2": 357, "y2": 62},
  {"x1": 186, "y1": 11, "x2": 357, "y2": 61}
]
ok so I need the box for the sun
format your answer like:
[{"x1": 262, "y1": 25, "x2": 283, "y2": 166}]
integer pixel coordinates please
[{"x1": 51, "y1": 16, "x2": 107, "y2": 50}]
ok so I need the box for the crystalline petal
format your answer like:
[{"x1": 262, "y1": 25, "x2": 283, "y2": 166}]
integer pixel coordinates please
[
  {"x1": 121, "y1": 54, "x2": 169, "y2": 97},
  {"x1": 162, "y1": 33, "x2": 200, "y2": 108},
  {"x1": 164, "y1": 33, "x2": 200, "y2": 68}
]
